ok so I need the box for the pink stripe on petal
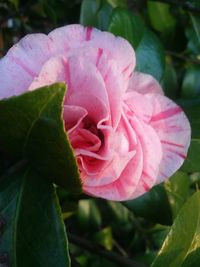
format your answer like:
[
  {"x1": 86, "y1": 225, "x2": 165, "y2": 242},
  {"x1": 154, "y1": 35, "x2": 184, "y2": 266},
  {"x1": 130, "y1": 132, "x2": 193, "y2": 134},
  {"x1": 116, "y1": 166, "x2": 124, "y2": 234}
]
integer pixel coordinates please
[
  {"x1": 122, "y1": 63, "x2": 132, "y2": 74},
  {"x1": 166, "y1": 149, "x2": 186, "y2": 159},
  {"x1": 143, "y1": 182, "x2": 151, "y2": 192},
  {"x1": 85, "y1": 27, "x2": 93, "y2": 41},
  {"x1": 147, "y1": 93, "x2": 191, "y2": 184},
  {"x1": 96, "y1": 48, "x2": 103, "y2": 67},
  {"x1": 160, "y1": 171, "x2": 168, "y2": 179},
  {"x1": 12, "y1": 57, "x2": 36, "y2": 77},
  {"x1": 142, "y1": 171, "x2": 153, "y2": 180},
  {"x1": 151, "y1": 107, "x2": 182, "y2": 122},
  {"x1": 160, "y1": 140, "x2": 184, "y2": 148}
]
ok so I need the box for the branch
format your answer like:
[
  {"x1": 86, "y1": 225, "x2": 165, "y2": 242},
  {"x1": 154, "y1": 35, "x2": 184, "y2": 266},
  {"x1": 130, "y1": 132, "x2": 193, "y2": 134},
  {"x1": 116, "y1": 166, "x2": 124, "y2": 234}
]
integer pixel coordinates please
[
  {"x1": 166, "y1": 50, "x2": 200, "y2": 65},
  {"x1": 150, "y1": 0, "x2": 200, "y2": 14},
  {"x1": 68, "y1": 233, "x2": 147, "y2": 267}
]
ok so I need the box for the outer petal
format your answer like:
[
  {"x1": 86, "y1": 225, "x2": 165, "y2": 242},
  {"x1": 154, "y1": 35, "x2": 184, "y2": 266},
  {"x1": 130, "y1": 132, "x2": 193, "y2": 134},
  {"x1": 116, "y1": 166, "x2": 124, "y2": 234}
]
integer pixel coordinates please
[
  {"x1": 49, "y1": 24, "x2": 135, "y2": 78},
  {"x1": 87, "y1": 27, "x2": 135, "y2": 78},
  {"x1": 124, "y1": 91, "x2": 153, "y2": 123},
  {"x1": 49, "y1": 24, "x2": 86, "y2": 52},
  {"x1": 127, "y1": 72, "x2": 164, "y2": 95},
  {"x1": 0, "y1": 34, "x2": 54, "y2": 99},
  {"x1": 147, "y1": 93, "x2": 191, "y2": 183}
]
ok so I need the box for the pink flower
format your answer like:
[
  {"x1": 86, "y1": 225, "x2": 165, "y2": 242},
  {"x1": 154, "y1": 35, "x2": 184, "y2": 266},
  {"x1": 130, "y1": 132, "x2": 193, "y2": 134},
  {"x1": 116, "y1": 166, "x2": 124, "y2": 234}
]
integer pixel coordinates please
[{"x1": 0, "y1": 24, "x2": 191, "y2": 201}]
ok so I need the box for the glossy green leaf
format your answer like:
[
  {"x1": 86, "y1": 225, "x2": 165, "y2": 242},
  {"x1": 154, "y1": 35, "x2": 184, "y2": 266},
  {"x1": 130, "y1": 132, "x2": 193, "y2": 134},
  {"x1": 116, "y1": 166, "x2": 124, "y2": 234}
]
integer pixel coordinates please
[
  {"x1": 186, "y1": 26, "x2": 200, "y2": 55},
  {"x1": 97, "y1": 2, "x2": 113, "y2": 30},
  {"x1": 108, "y1": 8, "x2": 165, "y2": 80},
  {"x1": 124, "y1": 184, "x2": 172, "y2": 225},
  {"x1": 181, "y1": 66, "x2": 200, "y2": 98},
  {"x1": 0, "y1": 164, "x2": 70, "y2": 267},
  {"x1": 178, "y1": 97, "x2": 200, "y2": 139},
  {"x1": 109, "y1": 8, "x2": 145, "y2": 49},
  {"x1": 147, "y1": 1, "x2": 176, "y2": 33},
  {"x1": 181, "y1": 139, "x2": 200, "y2": 172},
  {"x1": 80, "y1": 0, "x2": 101, "y2": 26},
  {"x1": 151, "y1": 191, "x2": 200, "y2": 267},
  {"x1": 190, "y1": 14, "x2": 200, "y2": 43},
  {"x1": 136, "y1": 29, "x2": 165, "y2": 81},
  {"x1": 0, "y1": 83, "x2": 81, "y2": 193},
  {"x1": 165, "y1": 171, "x2": 189, "y2": 218}
]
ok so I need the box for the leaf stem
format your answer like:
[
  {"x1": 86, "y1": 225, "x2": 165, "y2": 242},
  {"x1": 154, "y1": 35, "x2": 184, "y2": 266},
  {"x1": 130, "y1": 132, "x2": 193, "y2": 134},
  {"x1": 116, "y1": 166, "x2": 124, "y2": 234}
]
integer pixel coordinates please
[
  {"x1": 68, "y1": 233, "x2": 147, "y2": 267},
  {"x1": 166, "y1": 50, "x2": 200, "y2": 65}
]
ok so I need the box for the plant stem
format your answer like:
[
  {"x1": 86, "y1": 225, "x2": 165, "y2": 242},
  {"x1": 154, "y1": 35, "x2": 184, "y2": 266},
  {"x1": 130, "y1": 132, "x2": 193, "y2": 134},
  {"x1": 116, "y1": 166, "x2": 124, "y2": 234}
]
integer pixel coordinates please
[
  {"x1": 68, "y1": 233, "x2": 147, "y2": 267},
  {"x1": 166, "y1": 50, "x2": 200, "y2": 65}
]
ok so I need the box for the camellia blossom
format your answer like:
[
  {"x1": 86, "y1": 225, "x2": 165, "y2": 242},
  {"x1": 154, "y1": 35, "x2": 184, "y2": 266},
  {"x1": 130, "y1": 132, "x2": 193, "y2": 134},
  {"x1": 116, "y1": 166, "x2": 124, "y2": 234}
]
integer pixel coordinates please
[{"x1": 0, "y1": 24, "x2": 191, "y2": 201}]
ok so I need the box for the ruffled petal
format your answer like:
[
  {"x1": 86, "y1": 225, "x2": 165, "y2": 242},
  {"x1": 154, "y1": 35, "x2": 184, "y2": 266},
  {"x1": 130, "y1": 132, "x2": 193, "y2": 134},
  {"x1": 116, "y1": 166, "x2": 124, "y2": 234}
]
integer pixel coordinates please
[
  {"x1": 63, "y1": 105, "x2": 87, "y2": 133},
  {"x1": 128, "y1": 117, "x2": 162, "y2": 199},
  {"x1": 83, "y1": 112, "x2": 143, "y2": 200},
  {"x1": 0, "y1": 33, "x2": 55, "y2": 99},
  {"x1": 49, "y1": 24, "x2": 86, "y2": 52},
  {"x1": 124, "y1": 91, "x2": 153, "y2": 123},
  {"x1": 83, "y1": 141, "x2": 143, "y2": 201},
  {"x1": 147, "y1": 93, "x2": 191, "y2": 183},
  {"x1": 0, "y1": 56, "x2": 33, "y2": 99},
  {"x1": 127, "y1": 72, "x2": 164, "y2": 95},
  {"x1": 49, "y1": 24, "x2": 135, "y2": 78}
]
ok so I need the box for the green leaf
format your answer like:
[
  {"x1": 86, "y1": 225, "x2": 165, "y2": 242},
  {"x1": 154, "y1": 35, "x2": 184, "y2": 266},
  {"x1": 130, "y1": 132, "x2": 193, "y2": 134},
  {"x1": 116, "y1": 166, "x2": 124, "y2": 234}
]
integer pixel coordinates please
[
  {"x1": 151, "y1": 191, "x2": 200, "y2": 267},
  {"x1": 0, "y1": 83, "x2": 81, "y2": 193},
  {"x1": 124, "y1": 184, "x2": 172, "y2": 225},
  {"x1": 190, "y1": 14, "x2": 200, "y2": 43},
  {"x1": 147, "y1": 1, "x2": 176, "y2": 33},
  {"x1": 0, "y1": 164, "x2": 70, "y2": 267},
  {"x1": 108, "y1": 8, "x2": 145, "y2": 49},
  {"x1": 181, "y1": 139, "x2": 200, "y2": 172},
  {"x1": 108, "y1": 8, "x2": 165, "y2": 80},
  {"x1": 97, "y1": 3, "x2": 113, "y2": 30},
  {"x1": 165, "y1": 171, "x2": 189, "y2": 218},
  {"x1": 181, "y1": 66, "x2": 200, "y2": 98},
  {"x1": 136, "y1": 29, "x2": 165, "y2": 81},
  {"x1": 80, "y1": 0, "x2": 101, "y2": 26}
]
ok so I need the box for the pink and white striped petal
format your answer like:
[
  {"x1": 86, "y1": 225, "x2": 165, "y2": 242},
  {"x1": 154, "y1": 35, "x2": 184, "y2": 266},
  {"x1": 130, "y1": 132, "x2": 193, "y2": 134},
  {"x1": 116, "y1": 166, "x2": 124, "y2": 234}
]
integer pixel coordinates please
[
  {"x1": 147, "y1": 93, "x2": 191, "y2": 183},
  {"x1": 127, "y1": 72, "x2": 164, "y2": 95},
  {"x1": 0, "y1": 33, "x2": 56, "y2": 98},
  {"x1": 49, "y1": 24, "x2": 135, "y2": 78},
  {"x1": 124, "y1": 91, "x2": 153, "y2": 123},
  {"x1": 128, "y1": 116, "x2": 162, "y2": 198}
]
